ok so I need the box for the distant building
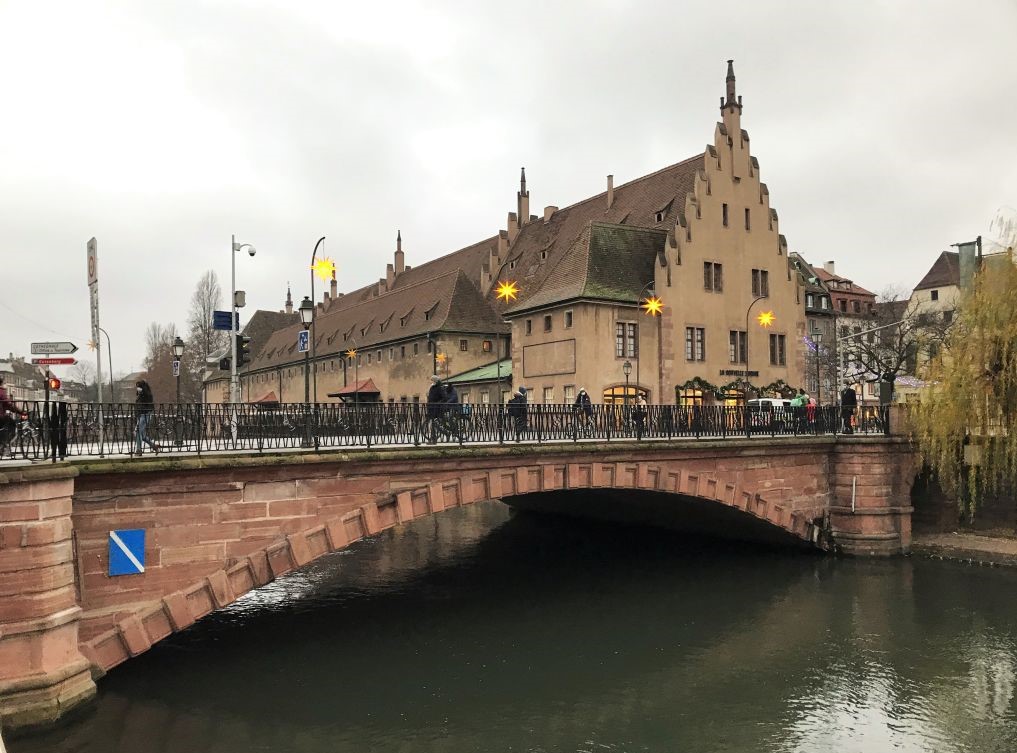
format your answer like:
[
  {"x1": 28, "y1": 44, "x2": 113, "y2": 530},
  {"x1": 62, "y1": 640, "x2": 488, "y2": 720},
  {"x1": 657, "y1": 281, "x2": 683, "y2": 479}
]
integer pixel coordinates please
[{"x1": 0, "y1": 355, "x2": 67, "y2": 403}]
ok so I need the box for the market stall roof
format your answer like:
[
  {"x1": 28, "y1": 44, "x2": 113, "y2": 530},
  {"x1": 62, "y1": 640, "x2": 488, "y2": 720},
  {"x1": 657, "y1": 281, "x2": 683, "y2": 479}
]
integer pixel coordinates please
[{"x1": 327, "y1": 379, "x2": 381, "y2": 397}]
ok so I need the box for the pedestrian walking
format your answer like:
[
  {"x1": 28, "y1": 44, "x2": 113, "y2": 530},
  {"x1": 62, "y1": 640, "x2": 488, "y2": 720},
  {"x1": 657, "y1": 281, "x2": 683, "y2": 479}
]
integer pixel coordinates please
[
  {"x1": 425, "y1": 375, "x2": 446, "y2": 443},
  {"x1": 573, "y1": 387, "x2": 593, "y2": 435},
  {"x1": 633, "y1": 395, "x2": 648, "y2": 440},
  {"x1": 840, "y1": 383, "x2": 857, "y2": 434},
  {"x1": 507, "y1": 389, "x2": 528, "y2": 441},
  {"x1": 134, "y1": 380, "x2": 159, "y2": 455},
  {"x1": 806, "y1": 396, "x2": 817, "y2": 433},
  {"x1": 790, "y1": 389, "x2": 806, "y2": 434}
]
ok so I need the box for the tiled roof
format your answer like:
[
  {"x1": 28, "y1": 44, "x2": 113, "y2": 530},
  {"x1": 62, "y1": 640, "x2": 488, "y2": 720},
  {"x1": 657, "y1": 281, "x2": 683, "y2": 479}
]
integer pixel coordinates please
[
  {"x1": 328, "y1": 379, "x2": 380, "y2": 396},
  {"x1": 813, "y1": 267, "x2": 875, "y2": 297},
  {"x1": 914, "y1": 251, "x2": 960, "y2": 291},
  {"x1": 788, "y1": 253, "x2": 828, "y2": 293},
  {"x1": 491, "y1": 156, "x2": 702, "y2": 315},
  {"x1": 506, "y1": 222, "x2": 665, "y2": 313},
  {"x1": 249, "y1": 270, "x2": 507, "y2": 371}
]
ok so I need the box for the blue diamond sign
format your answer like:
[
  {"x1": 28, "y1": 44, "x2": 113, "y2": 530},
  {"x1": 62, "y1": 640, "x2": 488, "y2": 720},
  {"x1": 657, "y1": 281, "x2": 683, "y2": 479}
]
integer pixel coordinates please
[{"x1": 108, "y1": 529, "x2": 146, "y2": 576}]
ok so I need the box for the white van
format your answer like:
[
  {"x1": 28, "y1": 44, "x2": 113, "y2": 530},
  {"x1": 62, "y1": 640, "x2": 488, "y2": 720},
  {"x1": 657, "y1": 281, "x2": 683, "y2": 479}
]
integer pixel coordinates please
[{"x1": 746, "y1": 398, "x2": 792, "y2": 432}]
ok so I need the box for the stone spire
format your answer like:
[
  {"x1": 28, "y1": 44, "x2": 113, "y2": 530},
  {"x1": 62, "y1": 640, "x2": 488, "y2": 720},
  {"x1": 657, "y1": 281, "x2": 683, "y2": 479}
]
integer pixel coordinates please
[
  {"x1": 517, "y1": 167, "x2": 530, "y2": 228},
  {"x1": 394, "y1": 230, "x2": 405, "y2": 275},
  {"x1": 285, "y1": 283, "x2": 293, "y2": 315},
  {"x1": 722, "y1": 59, "x2": 742, "y2": 111}
]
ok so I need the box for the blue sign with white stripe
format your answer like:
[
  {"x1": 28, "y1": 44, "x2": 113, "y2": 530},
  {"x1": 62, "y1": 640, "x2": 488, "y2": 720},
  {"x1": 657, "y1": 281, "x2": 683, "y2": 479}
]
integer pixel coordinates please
[
  {"x1": 108, "y1": 529, "x2": 146, "y2": 576},
  {"x1": 297, "y1": 329, "x2": 309, "y2": 353}
]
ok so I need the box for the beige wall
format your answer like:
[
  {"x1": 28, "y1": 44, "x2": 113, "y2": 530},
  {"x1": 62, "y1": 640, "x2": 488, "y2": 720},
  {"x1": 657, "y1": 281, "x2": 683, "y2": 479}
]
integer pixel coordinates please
[
  {"x1": 658, "y1": 103, "x2": 806, "y2": 400},
  {"x1": 510, "y1": 301, "x2": 662, "y2": 404}
]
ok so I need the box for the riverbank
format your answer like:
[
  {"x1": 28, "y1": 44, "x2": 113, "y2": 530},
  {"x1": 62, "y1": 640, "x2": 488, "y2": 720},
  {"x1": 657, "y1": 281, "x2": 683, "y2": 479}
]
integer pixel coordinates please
[{"x1": 912, "y1": 530, "x2": 1017, "y2": 567}]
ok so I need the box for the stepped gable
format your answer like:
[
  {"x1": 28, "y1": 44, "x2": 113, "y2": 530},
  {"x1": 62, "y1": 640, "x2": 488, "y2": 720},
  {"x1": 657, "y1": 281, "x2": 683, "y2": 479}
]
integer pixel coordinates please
[
  {"x1": 913, "y1": 251, "x2": 960, "y2": 291},
  {"x1": 506, "y1": 223, "x2": 666, "y2": 313},
  {"x1": 489, "y1": 155, "x2": 703, "y2": 315},
  {"x1": 249, "y1": 269, "x2": 505, "y2": 371}
]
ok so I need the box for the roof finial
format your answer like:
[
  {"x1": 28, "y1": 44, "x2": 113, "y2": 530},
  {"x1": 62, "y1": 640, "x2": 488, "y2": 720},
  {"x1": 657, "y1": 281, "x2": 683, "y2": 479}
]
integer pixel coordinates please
[
  {"x1": 724, "y1": 59, "x2": 738, "y2": 108},
  {"x1": 520, "y1": 167, "x2": 527, "y2": 195},
  {"x1": 397, "y1": 229, "x2": 402, "y2": 252}
]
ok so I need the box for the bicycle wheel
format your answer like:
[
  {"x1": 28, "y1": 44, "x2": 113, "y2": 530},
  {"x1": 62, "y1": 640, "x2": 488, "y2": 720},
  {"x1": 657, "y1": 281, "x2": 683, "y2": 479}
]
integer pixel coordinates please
[{"x1": 19, "y1": 431, "x2": 38, "y2": 460}]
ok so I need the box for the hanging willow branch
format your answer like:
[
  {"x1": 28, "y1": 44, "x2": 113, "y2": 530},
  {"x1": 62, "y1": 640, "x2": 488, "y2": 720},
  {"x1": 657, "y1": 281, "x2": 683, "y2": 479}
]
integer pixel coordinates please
[{"x1": 910, "y1": 253, "x2": 1017, "y2": 518}]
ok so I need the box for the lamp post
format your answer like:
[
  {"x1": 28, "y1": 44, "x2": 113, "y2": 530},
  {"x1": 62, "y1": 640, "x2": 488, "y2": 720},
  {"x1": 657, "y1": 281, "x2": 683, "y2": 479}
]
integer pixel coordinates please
[
  {"x1": 812, "y1": 333, "x2": 823, "y2": 404},
  {"x1": 94, "y1": 328, "x2": 115, "y2": 401},
  {"x1": 309, "y1": 236, "x2": 326, "y2": 402},
  {"x1": 636, "y1": 281, "x2": 664, "y2": 402},
  {"x1": 172, "y1": 336, "x2": 185, "y2": 404},
  {"x1": 623, "y1": 359, "x2": 632, "y2": 410},
  {"x1": 299, "y1": 297, "x2": 314, "y2": 403},
  {"x1": 230, "y1": 236, "x2": 257, "y2": 404}
]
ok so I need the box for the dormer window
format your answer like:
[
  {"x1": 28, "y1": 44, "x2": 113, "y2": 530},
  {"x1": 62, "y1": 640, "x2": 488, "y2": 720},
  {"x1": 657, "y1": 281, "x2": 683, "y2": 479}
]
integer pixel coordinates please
[
  {"x1": 509, "y1": 260, "x2": 516, "y2": 270},
  {"x1": 655, "y1": 211, "x2": 665, "y2": 223},
  {"x1": 539, "y1": 250, "x2": 547, "y2": 261},
  {"x1": 424, "y1": 302, "x2": 439, "y2": 321}
]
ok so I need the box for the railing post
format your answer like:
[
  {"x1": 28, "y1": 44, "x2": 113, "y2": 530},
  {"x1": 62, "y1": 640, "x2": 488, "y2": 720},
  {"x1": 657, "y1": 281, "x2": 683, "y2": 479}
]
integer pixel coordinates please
[{"x1": 605, "y1": 405, "x2": 611, "y2": 442}]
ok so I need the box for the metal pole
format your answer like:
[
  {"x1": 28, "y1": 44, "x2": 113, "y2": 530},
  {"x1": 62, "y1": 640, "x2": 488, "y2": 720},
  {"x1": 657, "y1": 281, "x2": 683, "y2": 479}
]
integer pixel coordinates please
[
  {"x1": 99, "y1": 328, "x2": 114, "y2": 400},
  {"x1": 230, "y1": 234, "x2": 238, "y2": 405},
  {"x1": 310, "y1": 236, "x2": 325, "y2": 402},
  {"x1": 745, "y1": 295, "x2": 765, "y2": 437}
]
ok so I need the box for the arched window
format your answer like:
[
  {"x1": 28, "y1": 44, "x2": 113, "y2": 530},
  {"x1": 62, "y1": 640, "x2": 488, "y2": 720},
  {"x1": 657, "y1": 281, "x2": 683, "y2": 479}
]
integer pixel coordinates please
[{"x1": 601, "y1": 385, "x2": 649, "y2": 405}]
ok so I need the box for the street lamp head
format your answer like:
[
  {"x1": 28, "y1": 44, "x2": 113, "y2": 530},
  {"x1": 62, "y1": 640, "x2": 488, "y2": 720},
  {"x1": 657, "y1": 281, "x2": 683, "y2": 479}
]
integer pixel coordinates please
[
  {"x1": 172, "y1": 336, "x2": 185, "y2": 358},
  {"x1": 298, "y1": 296, "x2": 314, "y2": 327},
  {"x1": 622, "y1": 360, "x2": 632, "y2": 377},
  {"x1": 813, "y1": 333, "x2": 823, "y2": 344}
]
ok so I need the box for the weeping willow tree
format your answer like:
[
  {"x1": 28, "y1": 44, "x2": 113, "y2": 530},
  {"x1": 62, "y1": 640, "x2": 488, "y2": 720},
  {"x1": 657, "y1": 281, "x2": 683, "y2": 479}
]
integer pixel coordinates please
[{"x1": 911, "y1": 251, "x2": 1017, "y2": 518}]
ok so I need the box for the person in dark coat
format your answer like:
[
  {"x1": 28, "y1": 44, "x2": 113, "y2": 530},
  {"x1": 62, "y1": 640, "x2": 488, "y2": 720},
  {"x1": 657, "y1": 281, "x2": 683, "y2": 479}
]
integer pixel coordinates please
[
  {"x1": 507, "y1": 389, "x2": 528, "y2": 440},
  {"x1": 0, "y1": 375, "x2": 23, "y2": 450},
  {"x1": 840, "y1": 383, "x2": 858, "y2": 434},
  {"x1": 134, "y1": 379, "x2": 159, "y2": 455},
  {"x1": 425, "y1": 375, "x2": 446, "y2": 443}
]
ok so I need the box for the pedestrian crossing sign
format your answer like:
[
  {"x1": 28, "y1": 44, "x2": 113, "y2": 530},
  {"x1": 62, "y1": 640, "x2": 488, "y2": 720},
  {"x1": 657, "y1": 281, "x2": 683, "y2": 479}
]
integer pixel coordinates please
[
  {"x1": 297, "y1": 329, "x2": 309, "y2": 353},
  {"x1": 108, "y1": 529, "x2": 146, "y2": 576}
]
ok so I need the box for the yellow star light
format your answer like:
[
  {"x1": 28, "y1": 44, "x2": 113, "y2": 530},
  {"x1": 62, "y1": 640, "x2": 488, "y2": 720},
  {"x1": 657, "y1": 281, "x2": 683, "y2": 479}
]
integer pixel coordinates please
[
  {"x1": 86, "y1": 339, "x2": 97, "y2": 351},
  {"x1": 344, "y1": 348, "x2": 357, "y2": 359},
  {"x1": 436, "y1": 353, "x2": 447, "y2": 364},
  {"x1": 641, "y1": 296, "x2": 664, "y2": 316},
  {"x1": 311, "y1": 257, "x2": 337, "y2": 282},
  {"x1": 756, "y1": 311, "x2": 775, "y2": 328},
  {"x1": 495, "y1": 280, "x2": 519, "y2": 303}
]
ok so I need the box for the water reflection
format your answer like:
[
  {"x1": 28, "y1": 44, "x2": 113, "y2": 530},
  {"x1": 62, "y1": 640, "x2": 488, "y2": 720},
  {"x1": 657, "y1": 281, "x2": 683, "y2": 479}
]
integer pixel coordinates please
[{"x1": 12, "y1": 502, "x2": 1017, "y2": 753}]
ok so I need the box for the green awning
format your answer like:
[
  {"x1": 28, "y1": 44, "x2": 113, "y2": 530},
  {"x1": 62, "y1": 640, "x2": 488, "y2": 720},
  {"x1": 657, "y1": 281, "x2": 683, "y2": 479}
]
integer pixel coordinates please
[{"x1": 444, "y1": 359, "x2": 512, "y2": 385}]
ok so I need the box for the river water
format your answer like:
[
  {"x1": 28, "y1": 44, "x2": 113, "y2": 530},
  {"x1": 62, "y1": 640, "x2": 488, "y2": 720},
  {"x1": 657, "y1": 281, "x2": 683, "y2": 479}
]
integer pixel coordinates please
[{"x1": 12, "y1": 502, "x2": 1017, "y2": 753}]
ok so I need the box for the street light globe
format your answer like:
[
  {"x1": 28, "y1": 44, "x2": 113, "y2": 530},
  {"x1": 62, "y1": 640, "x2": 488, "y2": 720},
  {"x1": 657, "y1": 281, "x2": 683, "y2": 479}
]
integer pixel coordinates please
[
  {"x1": 172, "y1": 336, "x2": 185, "y2": 358},
  {"x1": 622, "y1": 360, "x2": 632, "y2": 377},
  {"x1": 299, "y1": 296, "x2": 314, "y2": 326}
]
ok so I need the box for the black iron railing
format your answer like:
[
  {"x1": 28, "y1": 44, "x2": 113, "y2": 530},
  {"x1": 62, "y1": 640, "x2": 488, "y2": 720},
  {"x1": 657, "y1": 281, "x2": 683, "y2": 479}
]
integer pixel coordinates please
[{"x1": 0, "y1": 401, "x2": 891, "y2": 462}]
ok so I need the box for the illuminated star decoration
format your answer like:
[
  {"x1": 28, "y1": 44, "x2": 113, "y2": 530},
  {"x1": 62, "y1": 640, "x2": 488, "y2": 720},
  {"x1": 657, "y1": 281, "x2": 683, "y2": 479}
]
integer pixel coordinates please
[
  {"x1": 86, "y1": 339, "x2": 97, "y2": 351},
  {"x1": 311, "y1": 257, "x2": 337, "y2": 282},
  {"x1": 641, "y1": 296, "x2": 664, "y2": 316},
  {"x1": 495, "y1": 280, "x2": 519, "y2": 303},
  {"x1": 756, "y1": 311, "x2": 775, "y2": 328},
  {"x1": 344, "y1": 348, "x2": 357, "y2": 359},
  {"x1": 435, "y1": 353, "x2": 447, "y2": 364}
]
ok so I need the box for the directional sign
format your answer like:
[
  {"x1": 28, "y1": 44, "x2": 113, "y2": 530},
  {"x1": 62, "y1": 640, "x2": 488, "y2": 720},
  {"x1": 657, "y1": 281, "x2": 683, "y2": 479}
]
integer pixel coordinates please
[
  {"x1": 297, "y1": 329, "x2": 309, "y2": 353},
  {"x1": 31, "y1": 341, "x2": 78, "y2": 355},
  {"x1": 172, "y1": 360, "x2": 180, "y2": 377},
  {"x1": 32, "y1": 357, "x2": 77, "y2": 366},
  {"x1": 213, "y1": 310, "x2": 239, "y2": 331},
  {"x1": 108, "y1": 529, "x2": 145, "y2": 576}
]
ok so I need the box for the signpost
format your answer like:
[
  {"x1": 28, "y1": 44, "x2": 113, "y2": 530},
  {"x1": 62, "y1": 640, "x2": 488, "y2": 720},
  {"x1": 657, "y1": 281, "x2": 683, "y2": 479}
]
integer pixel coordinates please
[
  {"x1": 87, "y1": 238, "x2": 105, "y2": 455},
  {"x1": 31, "y1": 342, "x2": 78, "y2": 355},
  {"x1": 212, "y1": 310, "x2": 239, "y2": 331},
  {"x1": 31, "y1": 357, "x2": 77, "y2": 366}
]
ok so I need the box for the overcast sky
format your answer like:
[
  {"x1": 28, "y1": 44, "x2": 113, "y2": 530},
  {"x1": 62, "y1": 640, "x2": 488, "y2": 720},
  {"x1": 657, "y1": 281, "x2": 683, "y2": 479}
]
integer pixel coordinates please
[{"x1": 2, "y1": 0, "x2": 1015, "y2": 380}]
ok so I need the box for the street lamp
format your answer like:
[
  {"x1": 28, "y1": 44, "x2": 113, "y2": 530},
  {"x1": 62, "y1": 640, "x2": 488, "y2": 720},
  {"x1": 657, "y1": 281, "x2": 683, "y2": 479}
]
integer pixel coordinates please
[
  {"x1": 623, "y1": 359, "x2": 632, "y2": 410},
  {"x1": 636, "y1": 280, "x2": 663, "y2": 402},
  {"x1": 172, "y1": 336, "x2": 185, "y2": 403},
  {"x1": 230, "y1": 236, "x2": 257, "y2": 404},
  {"x1": 812, "y1": 333, "x2": 823, "y2": 403},
  {"x1": 309, "y1": 236, "x2": 327, "y2": 401},
  {"x1": 299, "y1": 297, "x2": 314, "y2": 404}
]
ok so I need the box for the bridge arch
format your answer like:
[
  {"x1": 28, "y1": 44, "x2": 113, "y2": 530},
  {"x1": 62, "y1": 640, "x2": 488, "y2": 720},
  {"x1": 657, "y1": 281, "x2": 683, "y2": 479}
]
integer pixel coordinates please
[{"x1": 79, "y1": 459, "x2": 823, "y2": 674}]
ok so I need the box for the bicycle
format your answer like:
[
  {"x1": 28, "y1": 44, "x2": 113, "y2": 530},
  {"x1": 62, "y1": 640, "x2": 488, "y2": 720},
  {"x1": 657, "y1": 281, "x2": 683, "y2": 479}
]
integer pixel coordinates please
[{"x1": 0, "y1": 414, "x2": 44, "y2": 461}]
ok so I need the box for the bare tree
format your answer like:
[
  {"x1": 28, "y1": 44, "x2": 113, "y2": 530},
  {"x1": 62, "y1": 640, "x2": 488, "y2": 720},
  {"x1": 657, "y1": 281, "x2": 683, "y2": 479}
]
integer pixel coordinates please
[{"x1": 187, "y1": 271, "x2": 227, "y2": 362}]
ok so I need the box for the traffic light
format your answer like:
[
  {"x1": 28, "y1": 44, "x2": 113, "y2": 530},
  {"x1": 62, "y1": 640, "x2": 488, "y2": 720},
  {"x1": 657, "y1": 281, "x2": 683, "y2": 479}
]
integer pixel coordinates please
[
  {"x1": 47, "y1": 376, "x2": 61, "y2": 391},
  {"x1": 235, "y1": 334, "x2": 252, "y2": 367}
]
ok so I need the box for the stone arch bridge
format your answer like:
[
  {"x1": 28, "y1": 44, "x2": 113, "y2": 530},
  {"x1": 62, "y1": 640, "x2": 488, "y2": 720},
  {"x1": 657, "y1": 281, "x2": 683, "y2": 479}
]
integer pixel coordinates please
[{"x1": 0, "y1": 435, "x2": 916, "y2": 729}]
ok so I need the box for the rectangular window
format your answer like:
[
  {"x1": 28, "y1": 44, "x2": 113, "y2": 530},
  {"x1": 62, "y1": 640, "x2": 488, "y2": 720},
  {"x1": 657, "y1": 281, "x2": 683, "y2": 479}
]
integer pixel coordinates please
[
  {"x1": 481, "y1": 391, "x2": 490, "y2": 405},
  {"x1": 376, "y1": 350, "x2": 381, "y2": 362},
  {"x1": 543, "y1": 387, "x2": 554, "y2": 404},
  {"x1": 931, "y1": 290, "x2": 939, "y2": 301},
  {"x1": 367, "y1": 353, "x2": 372, "y2": 364},
  {"x1": 852, "y1": 300, "x2": 860, "y2": 313},
  {"x1": 722, "y1": 203, "x2": 729, "y2": 227},
  {"x1": 526, "y1": 319, "x2": 533, "y2": 335},
  {"x1": 616, "y1": 322, "x2": 638, "y2": 358},
  {"x1": 769, "y1": 334, "x2": 786, "y2": 366},
  {"x1": 752, "y1": 268, "x2": 769, "y2": 297},
  {"x1": 616, "y1": 322, "x2": 625, "y2": 358},
  {"x1": 943, "y1": 310, "x2": 953, "y2": 323},
  {"x1": 544, "y1": 315, "x2": 552, "y2": 333},
  {"x1": 820, "y1": 296, "x2": 829, "y2": 309},
  {"x1": 704, "y1": 262, "x2": 723, "y2": 292},
  {"x1": 744, "y1": 207, "x2": 751, "y2": 230},
  {"x1": 459, "y1": 339, "x2": 468, "y2": 351},
  {"x1": 806, "y1": 293, "x2": 814, "y2": 308},
  {"x1": 627, "y1": 322, "x2": 637, "y2": 358},
  {"x1": 839, "y1": 299, "x2": 847, "y2": 312},
  {"x1": 482, "y1": 339, "x2": 492, "y2": 352},
  {"x1": 564, "y1": 310, "x2": 573, "y2": 328},
  {"x1": 400, "y1": 345, "x2": 405, "y2": 358},
  {"x1": 685, "y1": 327, "x2": 705, "y2": 361},
  {"x1": 413, "y1": 343, "x2": 418, "y2": 355},
  {"x1": 729, "y1": 330, "x2": 747, "y2": 364},
  {"x1": 564, "y1": 385, "x2": 575, "y2": 404},
  {"x1": 461, "y1": 391, "x2": 470, "y2": 404}
]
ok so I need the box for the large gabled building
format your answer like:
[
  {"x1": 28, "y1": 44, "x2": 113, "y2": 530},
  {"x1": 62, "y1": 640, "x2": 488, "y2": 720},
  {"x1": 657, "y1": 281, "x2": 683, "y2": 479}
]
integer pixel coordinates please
[{"x1": 207, "y1": 61, "x2": 807, "y2": 406}]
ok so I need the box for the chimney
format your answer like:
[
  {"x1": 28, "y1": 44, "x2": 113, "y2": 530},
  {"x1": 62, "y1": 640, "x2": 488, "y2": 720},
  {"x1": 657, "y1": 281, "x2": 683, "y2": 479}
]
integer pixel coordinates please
[
  {"x1": 330, "y1": 271, "x2": 337, "y2": 300},
  {"x1": 824, "y1": 260, "x2": 836, "y2": 275},
  {"x1": 394, "y1": 230, "x2": 405, "y2": 275},
  {"x1": 386, "y1": 262, "x2": 395, "y2": 288},
  {"x1": 543, "y1": 205, "x2": 558, "y2": 223},
  {"x1": 517, "y1": 168, "x2": 529, "y2": 228},
  {"x1": 606, "y1": 175, "x2": 614, "y2": 209}
]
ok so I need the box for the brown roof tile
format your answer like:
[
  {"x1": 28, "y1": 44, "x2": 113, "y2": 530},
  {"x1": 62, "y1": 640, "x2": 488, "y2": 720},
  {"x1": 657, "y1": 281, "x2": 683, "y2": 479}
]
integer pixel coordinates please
[{"x1": 914, "y1": 251, "x2": 960, "y2": 290}]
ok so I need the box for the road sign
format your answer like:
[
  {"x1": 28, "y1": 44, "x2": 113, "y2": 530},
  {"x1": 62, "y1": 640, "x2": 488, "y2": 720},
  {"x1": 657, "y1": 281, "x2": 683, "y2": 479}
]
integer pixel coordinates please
[
  {"x1": 172, "y1": 360, "x2": 180, "y2": 377},
  {"x1": 213, "y1": 310, "x2": 239, "y2": 331},
  {"x1": 87, "y1": 237, "x2": 98, "y2": 287},
  {"x1": 108, "y1": 529, "x2": 145, "y2": 576},
  {"x1": 31, "y1": 341, "x2": 78, "y2": 355},
  {"x1": 31, "y1": 357, "x2": 77, "y2": 366},
  {"x1": 297, "y1": 329, "x2": 309, "y2": 353}
]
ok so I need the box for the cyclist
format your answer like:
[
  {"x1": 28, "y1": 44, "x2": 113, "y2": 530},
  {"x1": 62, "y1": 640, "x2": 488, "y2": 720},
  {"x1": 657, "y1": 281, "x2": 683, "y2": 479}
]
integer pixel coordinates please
[
  {"x1": 425, "y1": 375, "x2": 446, "y2": 443},
  {"x1": 0, "y1": 374, "x2": 24, "y2": 451}
]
